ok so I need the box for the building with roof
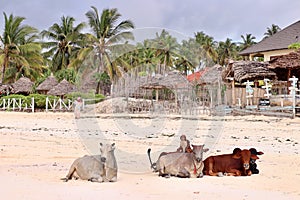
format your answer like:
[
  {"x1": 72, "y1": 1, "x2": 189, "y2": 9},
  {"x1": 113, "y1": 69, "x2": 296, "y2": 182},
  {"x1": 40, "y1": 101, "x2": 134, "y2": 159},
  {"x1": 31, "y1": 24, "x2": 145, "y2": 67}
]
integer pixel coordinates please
[
  {"x1": 36, "y1": 75, "x2": 58, "y2": 94},
  {"x1": 240, "y1": 20, "x2": 300, "y2": 61}
]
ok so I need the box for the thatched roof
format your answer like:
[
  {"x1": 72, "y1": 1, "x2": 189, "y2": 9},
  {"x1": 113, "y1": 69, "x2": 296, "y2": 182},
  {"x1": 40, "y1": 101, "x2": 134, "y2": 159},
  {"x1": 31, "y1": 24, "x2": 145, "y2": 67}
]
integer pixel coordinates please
[
  {"x1": 240, "y1": 20, "x2": 300, "y2": 55},
  {"x1": 47, "y1": 79, "x2": 76, "y2": 96},
  {"x1": 11, "y1": 77, "x2": 34, "y2": 94},
  {"x1": 36, "y1": 75, "x2": 58, "y2": 91},
  {"x1": 223, "y1": 61, "x2": 277, "y2": 83},
  {"x1": 269, "y1": 49, "x2": 300, "y2": 69},
  {"x1": 0, "y1": 84, "x2": 11, "y2": 93},
  {"x1": 139, "y1": 71, "x2": 192, "y2": 90},
  {"x1": 199, "y1": 64, "x2": 223, "y2": 84},
  {"x1": 112, "y1": 69, "x2": 193, "y2": 99}
]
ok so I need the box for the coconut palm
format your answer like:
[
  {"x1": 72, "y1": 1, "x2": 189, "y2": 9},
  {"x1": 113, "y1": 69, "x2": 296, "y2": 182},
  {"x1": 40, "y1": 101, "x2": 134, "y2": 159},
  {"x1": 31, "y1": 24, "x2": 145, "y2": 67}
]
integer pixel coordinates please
[
  {"x1": 175, "y1": 38, "x2": 201, "y2": 75},
  {"x1": 41, "y1": 16, "x2": 86, "y2": 72},
  {"x1": 153, "y1": 30, "x2": 179, "y2": 73},
  {"x1": 5, "y1": 34, "x2": 45, "y2": 82},
  {"x1": 264, "y1": 24, "x2": 281, "y2": 39},
  {"x1": 195, "y1": 31, "x2": 218, "y2": 65},
  {"x1": 0, "y1": 12, "x2": 43, "y2": 83},
  {"x1": 217, "y1": 38, "x2": 238, "y2": 66},
  {"x1": 240, "y1": 33, "x2": 256, "y2": 51},
  {"x1": 84, "y1": 6, "x2": 134, "y2": 93}
]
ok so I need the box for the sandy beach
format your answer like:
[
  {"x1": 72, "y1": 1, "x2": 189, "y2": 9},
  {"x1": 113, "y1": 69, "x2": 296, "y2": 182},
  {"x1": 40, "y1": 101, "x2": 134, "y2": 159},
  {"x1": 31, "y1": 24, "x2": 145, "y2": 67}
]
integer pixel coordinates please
[{"x1": 0, "y1": 111, "x2": 300, "y2": 200}]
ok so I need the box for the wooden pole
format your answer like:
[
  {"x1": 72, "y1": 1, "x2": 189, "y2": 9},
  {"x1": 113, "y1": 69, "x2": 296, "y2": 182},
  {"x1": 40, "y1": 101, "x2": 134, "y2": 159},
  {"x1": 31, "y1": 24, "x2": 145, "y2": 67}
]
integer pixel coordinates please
[{"x1": 231, "y1": 79, "x2": 235, "y2": 106}]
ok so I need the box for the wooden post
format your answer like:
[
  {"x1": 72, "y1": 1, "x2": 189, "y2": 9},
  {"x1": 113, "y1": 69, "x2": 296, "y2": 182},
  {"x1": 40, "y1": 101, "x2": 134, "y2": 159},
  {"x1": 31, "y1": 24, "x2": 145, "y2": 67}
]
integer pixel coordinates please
[
  {"x1": 287, "y1": 69, "x2": 291, "y2": 94},
  {"x1": 231, "y1": 79, "x2": 235, "y2": 106},
  {"x1": 289, "y1": 76, "x2": 298, "y2": 119},
  {"x1": 31, "y1": 97, "x2": 34, "y2": 113},
  {"x1": 156, "y1": 89, "x2": 159, "y2": 101}
]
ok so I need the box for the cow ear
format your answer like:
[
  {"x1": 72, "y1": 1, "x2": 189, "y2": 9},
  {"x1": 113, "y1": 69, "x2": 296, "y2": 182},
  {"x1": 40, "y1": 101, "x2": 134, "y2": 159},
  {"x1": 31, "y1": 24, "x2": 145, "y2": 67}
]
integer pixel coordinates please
[
  {"x1": 251, "y1": 154, "x2": 259, "y2": 160},
  {"x1": 257, "y1": 151, "x2": 264, "y2": 155}
]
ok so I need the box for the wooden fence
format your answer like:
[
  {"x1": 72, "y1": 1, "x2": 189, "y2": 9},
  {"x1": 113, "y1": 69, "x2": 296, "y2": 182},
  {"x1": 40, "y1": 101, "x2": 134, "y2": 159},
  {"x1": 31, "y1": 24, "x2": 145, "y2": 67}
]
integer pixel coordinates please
[{"x1": 0, "y1": 98, "x2": 35, "y2": 112}]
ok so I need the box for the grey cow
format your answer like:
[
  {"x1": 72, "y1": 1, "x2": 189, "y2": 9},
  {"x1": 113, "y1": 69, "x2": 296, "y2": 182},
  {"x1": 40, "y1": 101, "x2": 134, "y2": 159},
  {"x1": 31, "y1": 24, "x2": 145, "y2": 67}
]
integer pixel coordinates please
[
  {"x1": 148, "y1": 145, "x2": 209, "y2": 178},
  {"x1": 62, "y1": 143, "x2": 117, "y2": 182}
]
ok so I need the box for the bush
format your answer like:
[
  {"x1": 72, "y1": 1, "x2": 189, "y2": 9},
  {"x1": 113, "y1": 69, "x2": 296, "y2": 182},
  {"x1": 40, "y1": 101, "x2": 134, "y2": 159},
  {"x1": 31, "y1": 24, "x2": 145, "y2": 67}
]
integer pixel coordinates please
[
  {"x1": 28, "y1": 94, "x2": 59, "y2": 108},
  {"x1": 0, "y1": 94, "x2": 28, "y2": 106},
  {"x1": 0, "y1": 94, "x2": 60, "y2": 109},
  {"x1": 0, "y1": 92, "x2": 106, "y2": 110},
  {"x1": 65, "y1": 92, "x2": 105, "y2": 105}
]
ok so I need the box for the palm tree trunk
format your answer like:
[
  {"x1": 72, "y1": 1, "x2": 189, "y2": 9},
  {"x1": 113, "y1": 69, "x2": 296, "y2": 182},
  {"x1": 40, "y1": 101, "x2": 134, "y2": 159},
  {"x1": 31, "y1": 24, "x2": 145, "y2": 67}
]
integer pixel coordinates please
[
  {"x1": 96, "y1": 53, "x2": 104, "y2": 94},
  {"x1": 163, "y1": 54, "x2": 167, "y2": 75},
  {"x1": 1, "y1": 53, "x2": 9, "y2": 84}
]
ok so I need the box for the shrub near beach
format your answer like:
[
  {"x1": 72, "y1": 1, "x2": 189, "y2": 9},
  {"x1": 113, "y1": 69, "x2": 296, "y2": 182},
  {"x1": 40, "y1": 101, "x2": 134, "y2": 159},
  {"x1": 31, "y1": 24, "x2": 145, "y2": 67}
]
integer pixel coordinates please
[{"x1": 0, "y1": 93, "x2": 105, "y2": 110}]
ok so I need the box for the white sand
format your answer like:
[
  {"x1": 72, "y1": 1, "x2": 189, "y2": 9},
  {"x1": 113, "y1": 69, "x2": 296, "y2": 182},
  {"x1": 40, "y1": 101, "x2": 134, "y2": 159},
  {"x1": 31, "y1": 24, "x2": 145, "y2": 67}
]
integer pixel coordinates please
[{"x1": 0, "y1": 111, "x2": 300, "y2": 200}]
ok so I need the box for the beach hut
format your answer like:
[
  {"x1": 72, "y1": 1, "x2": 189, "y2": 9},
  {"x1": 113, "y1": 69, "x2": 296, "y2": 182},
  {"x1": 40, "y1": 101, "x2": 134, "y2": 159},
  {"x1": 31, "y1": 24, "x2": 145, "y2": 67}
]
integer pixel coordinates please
[
  {"x1": 11, "y1": 77, "x2": 34, "y2": 95},
  {"x1": 222, "y1": 61, "x2": 277, "y2": 106},
  {"x1": 139, "y1": 71, "x2": 193, "y2": 101},
  {"x1": 196, "y1": 64, "x2": 224, "y2": 105},
  {"x1": 223, "y1": 61, "x2": 277, "y2": 83},
  {"x1": 268, "y1": 49, "x2": 300, "y2": 94},
  {"x1": 0, "y1": 84, "x2": 12, "y2": 96},
  {"x1": 47, "y1": 79, "x2": 76, "y2": 97},
  {"x1": 36, "y1": 75, "x2": 59, "y2": 94}
]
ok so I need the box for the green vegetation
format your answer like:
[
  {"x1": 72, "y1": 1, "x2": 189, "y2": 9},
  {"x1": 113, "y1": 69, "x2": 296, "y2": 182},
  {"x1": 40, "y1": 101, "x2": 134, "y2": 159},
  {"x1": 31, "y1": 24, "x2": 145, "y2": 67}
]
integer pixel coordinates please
[
  {"x1": 288, "y1": 43, "x2": 300, "y2": 49},
  {"x1": 0, "y1": 93, "x2": 105, "y2": 109},
  {"x1": 0, "y1": 6, "x2": 282, "y2": 97}
]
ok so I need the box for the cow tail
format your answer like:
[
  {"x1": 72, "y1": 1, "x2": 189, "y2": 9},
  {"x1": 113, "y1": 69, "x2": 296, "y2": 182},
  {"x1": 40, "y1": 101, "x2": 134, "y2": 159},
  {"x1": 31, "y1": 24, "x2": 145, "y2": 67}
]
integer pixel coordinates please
[{"x1": 147, "y1": 148, "x2": 157, "y2": 171}]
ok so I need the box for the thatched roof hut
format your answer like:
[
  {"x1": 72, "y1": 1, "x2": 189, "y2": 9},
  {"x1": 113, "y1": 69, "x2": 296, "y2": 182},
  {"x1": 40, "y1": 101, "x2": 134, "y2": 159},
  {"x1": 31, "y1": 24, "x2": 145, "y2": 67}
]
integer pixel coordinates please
[
  {"x1": 268, "y1": 49, "x2": 300, "y2": 81},
  {"x1": 112, "y1": 69, "x2": 193, "y2": 102},
  {"x1": 0, "y1": 84, "x2": 12, "y2": 95},
  {"x1": 36, "y1": 75, "x2": 58, "y2": 94},
  {"x1": 223, "y1": 61, "x2": 277, "y2": 83},
  {"x1": 47, "y1": 79, "x2": 76, "y2": 96},
  {"x1": 11, "y1": 77, "x2": 34, "y2": 95},
  {"x1": 139, "y1": 71, "x2": 192, "y2": 90},
  {"x1": 199, "y1": 64, "x2": 223, "y2": 84}
]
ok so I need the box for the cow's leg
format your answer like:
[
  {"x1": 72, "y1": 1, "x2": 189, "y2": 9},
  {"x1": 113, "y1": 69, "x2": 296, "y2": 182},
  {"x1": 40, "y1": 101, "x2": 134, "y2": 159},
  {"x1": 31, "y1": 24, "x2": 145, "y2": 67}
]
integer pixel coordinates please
[
  {"x1": 177, "y1": 168, "x2": 190, "y2": 178},
  {"x1": 88, "y1": 176, "x2": 104, "y2": 183},
  {"x1": 206, "y1": 161, "x2": 222, "y2": 176},
  {"x1": 225, "y1": 169, "x2": 242, "y2": 176},
  {"x1": 62, "y1": 166, "x2": 76, "y2": 181},
  {"x1": 208, "y1": 170, "x2": 223, "y2": 176}
]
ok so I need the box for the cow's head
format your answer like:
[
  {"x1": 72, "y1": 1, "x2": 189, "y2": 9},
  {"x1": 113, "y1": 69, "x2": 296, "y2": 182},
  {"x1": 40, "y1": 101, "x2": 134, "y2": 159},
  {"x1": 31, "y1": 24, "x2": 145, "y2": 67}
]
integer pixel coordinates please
[
  {"x1": 99, "y1": 143, "x2": 116, "y2": 163},
  {"x1": 249, "y1": 148, "x2": 264, "y2": 158},
  {"x1": 192, "y1": 144, "x2": 209, "y2": 163},
  {"x1": 232, "y1": 149, "x2": 257, "y2": 170}
]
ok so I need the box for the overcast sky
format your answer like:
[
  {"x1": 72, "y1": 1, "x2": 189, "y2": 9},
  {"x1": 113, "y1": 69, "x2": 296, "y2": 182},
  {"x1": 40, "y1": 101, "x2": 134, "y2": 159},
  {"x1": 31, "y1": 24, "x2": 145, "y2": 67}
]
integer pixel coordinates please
[{"x1": 1, "y1": 0, "x2": 300, "y2": 43}]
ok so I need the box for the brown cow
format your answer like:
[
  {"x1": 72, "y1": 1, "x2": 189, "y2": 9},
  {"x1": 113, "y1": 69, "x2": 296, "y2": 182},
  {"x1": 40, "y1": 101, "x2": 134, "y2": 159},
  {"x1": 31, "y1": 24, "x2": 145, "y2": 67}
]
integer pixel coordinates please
[{"x1": 203, "y1": 148, "x2": 259, "y2": 176}]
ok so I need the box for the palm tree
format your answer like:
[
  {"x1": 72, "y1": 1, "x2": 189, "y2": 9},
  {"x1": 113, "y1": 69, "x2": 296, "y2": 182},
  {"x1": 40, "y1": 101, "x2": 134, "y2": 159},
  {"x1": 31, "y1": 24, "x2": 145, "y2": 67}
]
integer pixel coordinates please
[
  {"x1": 264, "y1": 24, "x2": 281, "y2": 39},
  {"x1": 175, "y1": 38, "x2": 201, "y2": 75},
  {"x1": 41, "y1": 16, "x2": 86, "y2": 72},
  {"x1": 153, "y1": 30, "x2": 179, "y2": 74},
  {"x1": 217, "y1": 38, "x2": 238, "y2": 66},
  {"x1": 240, "y1": 33, "x2": 256, "y2": 51},
  {"x1": 5, "y1": 34, "x2": 45, "y2": 82},
  {"x1": 84, "y1": 6, "x2": 134, "y2": 93},
  {"x1": 0, "y1": 12, "x2": 43, "y2": 83},
  {"x1": 195, "y1": 31, "x2": 218, "y2": 65}
]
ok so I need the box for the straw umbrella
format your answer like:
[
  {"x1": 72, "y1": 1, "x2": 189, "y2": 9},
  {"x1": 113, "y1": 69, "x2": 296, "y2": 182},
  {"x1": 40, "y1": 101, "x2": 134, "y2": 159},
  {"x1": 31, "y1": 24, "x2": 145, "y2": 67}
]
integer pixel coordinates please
[
  {"x1": 11, "y1": 77, "x2": 34, "y2": 95},
  {"x1": 36, "y1": 75, "x2": 59, "y2": 94},
  {"x1": 47, "y1": 79, "x2": 76, "y2": 97}
]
